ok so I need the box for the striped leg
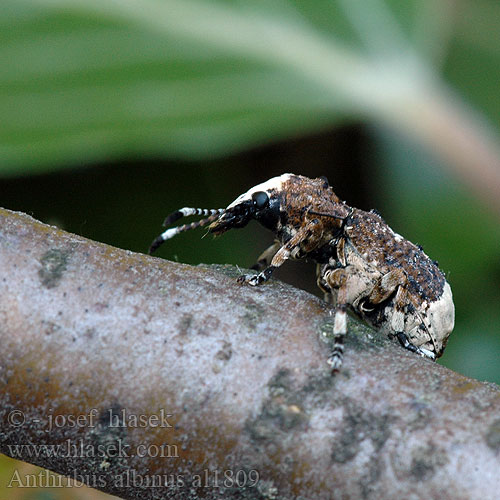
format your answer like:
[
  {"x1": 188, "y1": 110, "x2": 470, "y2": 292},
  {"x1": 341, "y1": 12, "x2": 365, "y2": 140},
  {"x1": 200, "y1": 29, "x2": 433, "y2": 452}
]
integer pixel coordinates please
[
  {"x1": 323, "y1": 267, "x2": 350, "y2": 373},
  {"x1": 396, "y1": 332, "x2": 436, "y2": 360},
  {"x1": 328, "y1": 305, "x2": 347, "y2": 372}
]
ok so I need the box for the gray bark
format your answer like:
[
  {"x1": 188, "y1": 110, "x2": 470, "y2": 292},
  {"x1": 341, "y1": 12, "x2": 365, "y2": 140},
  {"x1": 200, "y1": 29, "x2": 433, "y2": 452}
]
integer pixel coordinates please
[{"x1": 0, "y1": 207, "x2": 499, "y2": 499}]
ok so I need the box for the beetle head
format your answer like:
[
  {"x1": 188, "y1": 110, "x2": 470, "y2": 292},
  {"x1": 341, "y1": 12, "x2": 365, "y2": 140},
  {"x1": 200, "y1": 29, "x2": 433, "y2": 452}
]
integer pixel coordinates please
[
  {"x1": 210, "y1": 173, "x2": 343, "y2": 236},
  {"x1": 209, "y1": 174, "x2": 289, "y2": 235}
]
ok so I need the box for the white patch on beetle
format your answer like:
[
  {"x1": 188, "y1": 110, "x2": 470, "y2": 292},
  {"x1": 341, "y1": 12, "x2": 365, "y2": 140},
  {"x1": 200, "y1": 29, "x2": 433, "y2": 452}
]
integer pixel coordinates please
[
  {"x1": 226, "y1": 173, "x2": 292, "y2": 209},
  {"x1": 426, "y1": 282, "x2": 455, "y2": 346}
]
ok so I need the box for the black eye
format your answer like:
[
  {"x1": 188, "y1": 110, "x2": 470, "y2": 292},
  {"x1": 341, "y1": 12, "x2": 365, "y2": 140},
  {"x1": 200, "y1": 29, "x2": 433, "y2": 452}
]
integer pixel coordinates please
[{"x1": 252, "y1": 191, "x2": 269, "y2": 210}]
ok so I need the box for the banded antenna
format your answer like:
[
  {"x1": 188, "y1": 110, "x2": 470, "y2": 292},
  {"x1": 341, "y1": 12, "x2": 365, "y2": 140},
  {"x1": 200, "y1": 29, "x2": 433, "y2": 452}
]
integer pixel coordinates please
[{"x1": 149, "y1": 207, "x2": 225, "y2": 254}]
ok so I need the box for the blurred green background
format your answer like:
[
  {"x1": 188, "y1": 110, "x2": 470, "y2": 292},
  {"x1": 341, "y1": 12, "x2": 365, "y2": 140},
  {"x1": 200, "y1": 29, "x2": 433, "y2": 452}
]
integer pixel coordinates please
[{"x1": 1, "y1": 0, "x2": 500, "y2": 498}]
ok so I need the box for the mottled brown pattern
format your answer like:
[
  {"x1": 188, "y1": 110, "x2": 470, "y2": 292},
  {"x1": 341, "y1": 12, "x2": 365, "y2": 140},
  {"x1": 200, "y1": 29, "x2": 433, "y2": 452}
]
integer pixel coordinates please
[
  {"x1": 279, "y1": 176, "x2": 347, "y2": 244},
  {"x1": 345, "y1": 209, "x2": 446, "y2": 302},
  {"x1": 279, "y1": 176, "x2": 445, "y2": 303},
  {"x1": 282, "y1": 176, "x2": 343, "y2": 225}
]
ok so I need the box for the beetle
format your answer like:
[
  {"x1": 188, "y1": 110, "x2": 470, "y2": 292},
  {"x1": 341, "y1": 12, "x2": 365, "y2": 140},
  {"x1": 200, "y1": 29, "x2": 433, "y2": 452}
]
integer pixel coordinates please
[{"x1": 149, "y1": 173, "x2": 455, "y2": 372}]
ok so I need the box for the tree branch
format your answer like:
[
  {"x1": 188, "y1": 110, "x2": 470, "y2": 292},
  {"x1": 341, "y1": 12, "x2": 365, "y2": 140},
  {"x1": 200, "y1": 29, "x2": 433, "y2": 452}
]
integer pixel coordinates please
[{"x1": 0, "y1": 207, "x2": 499, "y2": 499}]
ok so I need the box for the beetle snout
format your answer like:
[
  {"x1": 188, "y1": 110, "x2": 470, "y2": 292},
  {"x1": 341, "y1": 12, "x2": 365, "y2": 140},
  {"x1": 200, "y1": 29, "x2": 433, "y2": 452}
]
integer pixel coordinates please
[{"x1": 209, "y1": 201, "x2": 254, "y2": 234}]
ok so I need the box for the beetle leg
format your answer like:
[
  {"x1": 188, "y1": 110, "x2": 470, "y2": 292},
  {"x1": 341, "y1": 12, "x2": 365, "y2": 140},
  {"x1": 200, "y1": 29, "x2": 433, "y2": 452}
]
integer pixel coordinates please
[
  {"x1": 238, "y1": 220, "x2": 323, "y2": 286},
  {"x1": 365, "y1": 268, "x2": 406, "y2": 305},
  {"x1": 323, "y1": 267, "x2": 350, "y2": 372},
  {"x1": 316, "y1": 264, "x2": 334, "y2": 303},
  {"x1": 395, "y1": 332, "x2": 436, "y2": 360},
  {"x1": 365, "y1": 270, "x2": 436, "y2": 360},
  {"x1": 250, "y1": 241, "x2": 281, "y2": 271}
]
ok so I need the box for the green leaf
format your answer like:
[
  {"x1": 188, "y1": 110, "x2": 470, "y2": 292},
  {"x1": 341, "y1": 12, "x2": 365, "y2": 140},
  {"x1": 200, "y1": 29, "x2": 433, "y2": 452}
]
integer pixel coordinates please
[{"x1": 1, "y1": 0, "x2": 500, "y2": 181}]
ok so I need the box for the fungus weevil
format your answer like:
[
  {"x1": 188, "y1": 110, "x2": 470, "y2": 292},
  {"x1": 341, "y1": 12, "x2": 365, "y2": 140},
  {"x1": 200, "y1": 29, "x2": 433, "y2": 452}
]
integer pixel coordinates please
[{"x1": 149, "y1": 174, "x2": 454, "y2": 372}]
